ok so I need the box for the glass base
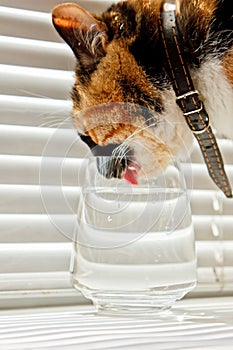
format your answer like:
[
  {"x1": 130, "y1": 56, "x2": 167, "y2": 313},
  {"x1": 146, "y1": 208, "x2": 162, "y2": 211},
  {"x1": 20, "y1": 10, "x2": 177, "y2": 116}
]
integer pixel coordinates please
[{"x1": 73, "y1": 281, "x2": 196, "y2": 317}]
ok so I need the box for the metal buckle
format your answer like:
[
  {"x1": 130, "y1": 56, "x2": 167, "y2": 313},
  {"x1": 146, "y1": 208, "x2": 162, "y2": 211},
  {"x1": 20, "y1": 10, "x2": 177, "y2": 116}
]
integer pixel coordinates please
[
  {"x1": 183, "y1": 102, "x2": 203, "y2": 116},
  {"x1": 176, "y1": 90, "x2": 203, "y2": 116},
  {"x1": 191, "y1": 117, "x2": 210, "y2": 134},
  {"x1": 176, "y1": 90, "x2": 209, "y2": 134},
  {"x1": 176, "y1": 90, "x2": 199, "y2": 100}
]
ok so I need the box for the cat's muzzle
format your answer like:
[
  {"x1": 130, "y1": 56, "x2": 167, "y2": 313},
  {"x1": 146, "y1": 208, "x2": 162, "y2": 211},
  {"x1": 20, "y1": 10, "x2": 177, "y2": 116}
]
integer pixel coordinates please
[
  {"x1": 93, "y1": 143, "x2": 132, "y2": 180},
  {"x1": 94, "y1": 143, "x2": 140, "y2": 184},
  {"x1": 95, "y1": 154, "x2": 140, "y2": 185},
  {"x1": 79, "y1": 133, "x2": 139, "y2": 183}
]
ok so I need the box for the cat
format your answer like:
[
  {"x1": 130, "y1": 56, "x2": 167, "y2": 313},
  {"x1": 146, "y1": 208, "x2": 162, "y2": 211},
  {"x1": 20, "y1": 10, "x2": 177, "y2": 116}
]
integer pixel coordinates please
[{"x1": 52, "y1": 0, "x2": 233, "y2": 183}]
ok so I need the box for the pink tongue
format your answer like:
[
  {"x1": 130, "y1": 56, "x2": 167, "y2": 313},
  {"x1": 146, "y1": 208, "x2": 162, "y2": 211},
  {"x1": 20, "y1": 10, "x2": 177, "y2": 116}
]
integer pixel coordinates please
[{"x1": 123, "y1": 164, "x2": 140, "y2": 185}]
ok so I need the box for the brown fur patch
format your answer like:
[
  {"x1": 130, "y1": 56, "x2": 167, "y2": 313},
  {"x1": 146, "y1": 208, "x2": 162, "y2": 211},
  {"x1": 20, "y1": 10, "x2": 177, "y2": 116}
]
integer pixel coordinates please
[
  {"x1": 177, "y1": 0, "x2": 217, "y2": 36},
  {"x1": 76, "y1": 40, "x2": 160, "y2": 108},
  {"x1": 72, "y1": 39, "x2": 161, "y2": 143},
  {"x1": 78, "y1": 102, "x2": 148, "y2": 145}
]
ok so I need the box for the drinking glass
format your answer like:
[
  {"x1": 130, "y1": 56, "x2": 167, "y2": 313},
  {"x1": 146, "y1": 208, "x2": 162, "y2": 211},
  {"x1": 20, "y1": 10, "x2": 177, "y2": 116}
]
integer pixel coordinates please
[{"x1": 71, "y1": 156, "x2": 196, "y2": 315}]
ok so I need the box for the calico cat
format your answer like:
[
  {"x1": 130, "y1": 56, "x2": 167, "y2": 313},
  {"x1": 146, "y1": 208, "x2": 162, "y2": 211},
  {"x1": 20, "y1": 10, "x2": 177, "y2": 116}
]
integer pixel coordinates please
[{"x1": 52, "y1": 0, "x2": 233, "y2": 183}]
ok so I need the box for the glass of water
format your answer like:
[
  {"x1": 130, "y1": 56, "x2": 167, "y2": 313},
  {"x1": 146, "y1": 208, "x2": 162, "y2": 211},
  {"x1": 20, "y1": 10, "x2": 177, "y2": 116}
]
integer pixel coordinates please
[{"x1": 71, "y1": 156, "x2": 196, "y2": 315}]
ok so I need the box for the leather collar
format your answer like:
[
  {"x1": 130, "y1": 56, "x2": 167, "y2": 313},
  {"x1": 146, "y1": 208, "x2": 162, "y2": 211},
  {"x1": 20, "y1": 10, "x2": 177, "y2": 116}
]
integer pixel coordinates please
[{"x1": 159, "y1": 2, "x2": 232, "y2": 198}]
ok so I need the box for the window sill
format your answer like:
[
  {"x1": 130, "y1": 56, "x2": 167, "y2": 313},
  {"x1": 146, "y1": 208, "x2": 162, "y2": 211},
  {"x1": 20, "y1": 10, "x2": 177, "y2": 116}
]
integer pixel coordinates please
[{"x1": 0, "y1": 297, "x2": 233, "y2": 349}]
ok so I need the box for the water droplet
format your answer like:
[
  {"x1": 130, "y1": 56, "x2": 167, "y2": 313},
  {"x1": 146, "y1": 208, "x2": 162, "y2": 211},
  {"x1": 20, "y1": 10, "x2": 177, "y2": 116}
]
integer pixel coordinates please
[
  {"x1": 107, "y1": 216, "x2": 113, "y2": 222},
  {"x1": 212, "y1": 195, "x2": 223, "y2": 213},
  {"x1": 215, "y1": 249, "x2": 223, "y2": 264},
  {"x1": 213, "y1": 198, "x2": 220, "y2": 211},
  {"x1": 211, "y1": 222, "x2": 220, "y2": 237}
]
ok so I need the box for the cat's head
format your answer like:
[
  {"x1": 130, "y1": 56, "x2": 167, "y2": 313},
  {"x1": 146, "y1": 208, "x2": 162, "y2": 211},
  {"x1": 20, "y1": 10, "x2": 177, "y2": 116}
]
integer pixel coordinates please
[{"x1": 52, "y1": 1, "x2": 193, "y2": 182}]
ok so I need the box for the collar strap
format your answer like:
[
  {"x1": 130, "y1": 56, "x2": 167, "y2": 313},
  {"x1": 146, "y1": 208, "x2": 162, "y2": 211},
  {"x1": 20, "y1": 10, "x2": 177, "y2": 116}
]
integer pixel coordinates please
[{"x1": 159, "y1": 6, "x2": 232, "y2": 198}]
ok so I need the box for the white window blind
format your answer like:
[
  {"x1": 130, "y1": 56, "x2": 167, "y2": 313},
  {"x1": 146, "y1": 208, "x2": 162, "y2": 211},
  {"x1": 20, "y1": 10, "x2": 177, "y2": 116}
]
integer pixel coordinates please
[{"x1": 0, "y1": 0, "x2": 233, "y2": 309}]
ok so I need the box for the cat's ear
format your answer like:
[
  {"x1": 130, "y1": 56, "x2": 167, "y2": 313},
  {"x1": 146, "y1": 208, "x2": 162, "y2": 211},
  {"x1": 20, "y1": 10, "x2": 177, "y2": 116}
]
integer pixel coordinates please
[{"x1": 52, "y1": 3, "x2": 108, "y2": 70}]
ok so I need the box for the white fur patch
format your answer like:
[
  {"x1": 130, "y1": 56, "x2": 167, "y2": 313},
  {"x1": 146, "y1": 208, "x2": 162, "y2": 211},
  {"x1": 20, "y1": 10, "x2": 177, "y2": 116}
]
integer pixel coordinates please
[
  {"x1": 144, "y1": 58, "x2": 233, "y2": 170},
  {"x1": 191, "y1": 59, "x2": 233, "y2": 139},
  {"x1": 128, "y1": 88, "x2": 194, "y2": 177},
  {"x1": 153, "y1": 89, "x2": 194, "y2": 160}
]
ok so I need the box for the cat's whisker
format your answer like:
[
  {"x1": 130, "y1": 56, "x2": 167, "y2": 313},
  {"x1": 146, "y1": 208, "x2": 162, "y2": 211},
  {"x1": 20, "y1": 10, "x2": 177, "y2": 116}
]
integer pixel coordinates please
[
  {"x1": 40, "y1": 114, "x2": 64, "y2": 120},
  {"x1": 40, "y1": 116, "x2": 64, "y2": 125},
  {"x1": 19, "y1": 90, "x2": 54, "y2": 100},
  {"x1": 38, "y1": 117, "x2": 62, "y2": 127},
  {"x1": 111, "y1": 115, "x2": 156, "y2": 157},
  {"x1": 112, "y1": 142, "x2": 128, "y2": 159},
  {"x1": 40, "y1": 113, "x2": 73, "y2": 126},
  {"x1": 112, "y1": 142, "x2": 131, "y2": 171},
  {"x1": 121, "y1": 116, "x2": 157, "y2": 144},
  {"x1": 38, "y1": 113, "x2": 73, "y2": 128},
  {"x1": 44, "y1": 116, "x2": 70, "y2": 123},
  {"x1": 39, "y1": 118, "x2": 70, "y2": 128}
]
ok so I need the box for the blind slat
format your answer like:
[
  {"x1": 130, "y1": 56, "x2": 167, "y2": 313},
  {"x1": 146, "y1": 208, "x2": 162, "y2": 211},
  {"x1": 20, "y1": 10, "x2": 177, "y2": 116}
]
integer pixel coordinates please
[
  {"x1": 0, "y1": 95, "x2": 72, "y2": 127},
  {"x1": 0, "y1": 64, "x2": 74, "y2": 99},
  {"x1": 193, "y1": 215, "x2": 233, "y2": 241},
  {"x1": 0, "y1": 272, "x2": 72, "y2": 291},
  {"x1": 0, "y1": 243, "x2": 71, "y2": 273},
  {"x1": 197, "y1": 241, "x2": 233, "y2": 266},
  {"x1": 190, "y1": 191, "x2": 233, "y2": 216},
  {"x1": 0, "y1": 36, "x2": 74, "y2": 70},
  {"x1": 0, "y1": 1, "x2": 114, "y2": 14},
  {"x1": 0, "y1": 155, "x2": 82, "y2": 185},
  {"x1": 0, "y1": 125, "x2": 88, "y2": 157},
  {"x1": 181, "y1": 163, "x2": 233, "y2": 191},
  {"x1": 0, "y1": 6, "x2": 58, "y2": 42},
  {"x1": 0, "y1": 185, "x2": 79, "y2": 214},
  {"x1": 0, "y1": 214, "x2": 72, "y2": 243}
]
